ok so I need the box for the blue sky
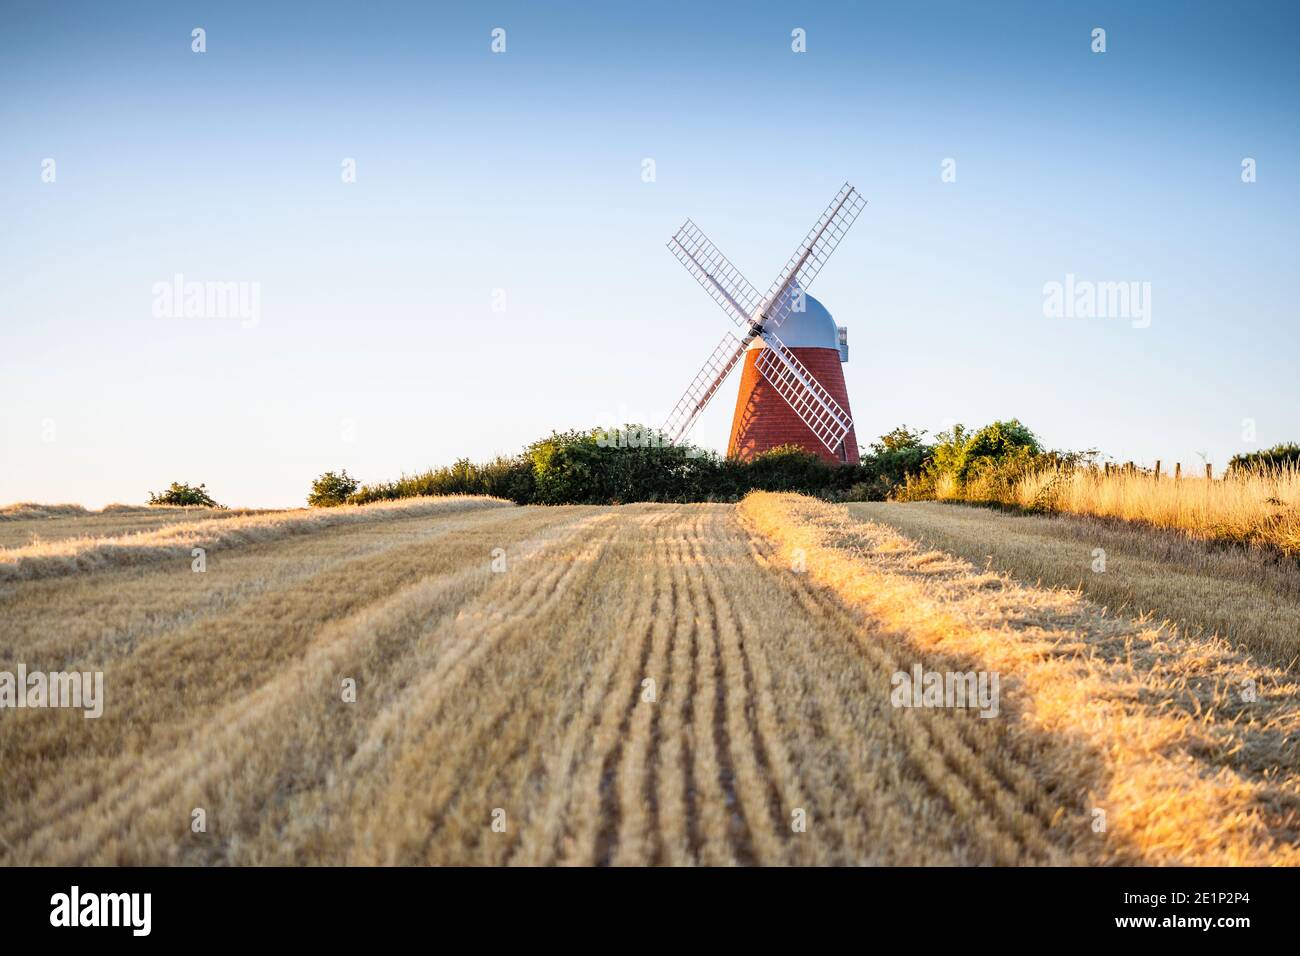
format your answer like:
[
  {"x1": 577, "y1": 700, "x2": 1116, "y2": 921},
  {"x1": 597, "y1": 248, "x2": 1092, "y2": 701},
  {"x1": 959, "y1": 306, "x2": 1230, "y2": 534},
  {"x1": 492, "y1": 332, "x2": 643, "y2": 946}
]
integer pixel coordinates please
[{"x1": 2, "y1": 0, "x2": 1297, "y2": 507}]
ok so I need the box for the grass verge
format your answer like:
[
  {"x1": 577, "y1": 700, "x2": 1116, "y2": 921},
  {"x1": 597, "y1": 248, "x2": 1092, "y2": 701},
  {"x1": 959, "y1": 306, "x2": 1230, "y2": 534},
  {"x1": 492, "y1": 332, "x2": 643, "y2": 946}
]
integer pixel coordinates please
[{"x1": 741, "y1": 492, "x2": 1300, "y2": 865}]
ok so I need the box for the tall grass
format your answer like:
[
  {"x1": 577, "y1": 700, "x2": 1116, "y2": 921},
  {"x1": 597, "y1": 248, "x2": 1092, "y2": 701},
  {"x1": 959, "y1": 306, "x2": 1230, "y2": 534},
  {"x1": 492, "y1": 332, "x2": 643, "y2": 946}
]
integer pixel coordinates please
[
  {"x1": 743, "y1": 492, "x2": 1300, "y2": 865},
  {"x1": 914, "y1": 464, "x2": 1300, "y2": 555},
  {"x1": 0, "y1": 495, "x2": 509, "y2": 584}
]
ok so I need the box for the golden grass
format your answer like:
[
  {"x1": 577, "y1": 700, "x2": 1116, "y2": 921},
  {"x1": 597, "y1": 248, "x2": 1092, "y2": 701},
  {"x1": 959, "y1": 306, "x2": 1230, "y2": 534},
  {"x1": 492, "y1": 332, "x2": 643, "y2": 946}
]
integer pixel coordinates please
[
  {"x1": 0, "y1": 503, "x2": 95, "y2": 520},
  {"x1": 741, "y1": 492, "x2": 1300, "y2": 866},
  {"x1": 932, "y1": 465, "x2": 1300, "y2": 556},
  {"x1": 0, "y1": 502, "x2": 229, "y2": 519},
  {"x1": 5, "y1": 495, "x2": 1296, "y2": 865},
  {"x1": 850, "y1": 501, "x2": 1300, "y2": 670},
  {"x1": 0, "y1": 499, "x2": 1085, "y2": 865},
  {"x1": 0, "y1": 496, "x2": 509, "y2": 583},
  {"x1": 0, "y1": 503, "x2": 276, "y2": 550}
]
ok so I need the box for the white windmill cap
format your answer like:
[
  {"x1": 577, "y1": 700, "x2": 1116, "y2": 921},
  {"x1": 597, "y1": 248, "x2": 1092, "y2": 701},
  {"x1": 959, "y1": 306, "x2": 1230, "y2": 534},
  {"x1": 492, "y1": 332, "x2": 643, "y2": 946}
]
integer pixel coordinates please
[{"x1": 747, "y1": 292, "x2": 840, "y2": 350}]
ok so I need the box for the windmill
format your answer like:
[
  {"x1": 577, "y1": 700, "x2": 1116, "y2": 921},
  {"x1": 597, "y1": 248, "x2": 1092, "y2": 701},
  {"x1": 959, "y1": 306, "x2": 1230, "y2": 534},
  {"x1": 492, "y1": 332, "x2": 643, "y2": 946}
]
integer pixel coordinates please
[{"x1": 662, "y1": 183, "x2": 867, "y2": 464}]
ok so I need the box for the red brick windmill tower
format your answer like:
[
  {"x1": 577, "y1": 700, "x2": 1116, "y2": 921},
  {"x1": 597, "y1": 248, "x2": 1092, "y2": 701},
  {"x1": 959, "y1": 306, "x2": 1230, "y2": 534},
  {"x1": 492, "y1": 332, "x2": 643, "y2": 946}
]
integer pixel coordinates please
[{"x1": 662, "y1": 183, "x2": 866, "y2": 463}]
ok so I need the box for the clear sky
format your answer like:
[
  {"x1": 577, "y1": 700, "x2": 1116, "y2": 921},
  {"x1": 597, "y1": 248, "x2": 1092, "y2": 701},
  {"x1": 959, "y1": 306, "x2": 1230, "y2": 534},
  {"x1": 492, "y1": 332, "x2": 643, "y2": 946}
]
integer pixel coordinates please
[{"x1": 2, "y1": 0, "x2": 1297, "y2": 508}]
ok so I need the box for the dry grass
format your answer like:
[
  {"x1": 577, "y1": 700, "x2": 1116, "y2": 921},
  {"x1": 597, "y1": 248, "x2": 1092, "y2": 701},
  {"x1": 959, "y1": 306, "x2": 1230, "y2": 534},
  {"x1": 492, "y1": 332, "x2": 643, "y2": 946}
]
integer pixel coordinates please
[
  {"x1": 0, "y1": 496, "x2": 509, "y2": 583},
  {"x1": 0, "y1": 498, "x2": 1082, "y2": 865},
  {"x1": 931, "y1": 465, "x2": 1300, "y2": 556},
  {"x1": 0, "y1": 503, "x2": 275, "y2": 550},
  {"x1": 851, "y1": 501, "x2": 1300, "y2": 670},
  {"x1": 743, "y1": 492, "x2": 1300, "y2": 866},
  {"x1": 3, "y1": 495, "x2": 1296, "y2": 866},
  {"x1": 0, "y1": 502, "x2": 229, "y2": 520},
  {"x1": 0, "y1": 503, "x2": 95, "y2": 520}
]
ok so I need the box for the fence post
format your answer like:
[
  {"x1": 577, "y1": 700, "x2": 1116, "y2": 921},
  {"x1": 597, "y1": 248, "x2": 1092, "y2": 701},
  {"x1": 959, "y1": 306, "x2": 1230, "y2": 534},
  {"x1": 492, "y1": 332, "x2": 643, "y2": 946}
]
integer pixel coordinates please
[
  {"x1": 1205, "y1": 463, "x2": 1213, "y2": 480},
  {"x1": 1175, "y1": 462, "x2": 1181, "y2": 481},
  {"x1": 1154, "y1": 460, "x2": 1161, "y2": 480}
]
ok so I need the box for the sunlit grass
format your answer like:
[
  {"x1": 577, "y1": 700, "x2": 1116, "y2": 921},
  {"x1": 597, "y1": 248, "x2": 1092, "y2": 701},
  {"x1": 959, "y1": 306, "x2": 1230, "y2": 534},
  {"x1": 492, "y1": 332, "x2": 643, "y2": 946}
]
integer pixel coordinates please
[
  {"x1": 0, "y1": 495, "x2": 509, "y2": 582},
  {"x1": 742, "y1": 491, "x2": 1300, "y2": 866},
  {"x1": 851, "y1": 500, "x2": 1300, "y2": 669},
  {"x1": 5, "y1": 493, "x2": 1297, "y2": 866},
  {"x1": 930, "y1": 464, "x2": 1300, "y2": 555}
]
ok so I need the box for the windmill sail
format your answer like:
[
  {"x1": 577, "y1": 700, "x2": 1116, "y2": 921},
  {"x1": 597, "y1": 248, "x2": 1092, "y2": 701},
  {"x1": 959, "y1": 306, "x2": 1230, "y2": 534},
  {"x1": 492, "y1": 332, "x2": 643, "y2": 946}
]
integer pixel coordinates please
[
  {"x1": 761, "y1": 183, "x2": 866, "y2": 330},
  {"x1": 661, "y1": 332, "x2": 750, "y2": 445},
  {"x1": 667, "y1": 220, "x2": 765, "y2": 330},
  {"x1": 753, "y1": 328, "x2": 854, "y2": 454}
]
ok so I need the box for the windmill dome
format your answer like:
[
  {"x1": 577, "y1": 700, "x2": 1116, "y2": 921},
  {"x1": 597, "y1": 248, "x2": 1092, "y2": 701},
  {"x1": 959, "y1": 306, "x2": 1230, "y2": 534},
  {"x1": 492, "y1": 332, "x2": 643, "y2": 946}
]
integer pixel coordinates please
[{"x1": 745, "y1": 292, "x2": 840, "y2": 350}]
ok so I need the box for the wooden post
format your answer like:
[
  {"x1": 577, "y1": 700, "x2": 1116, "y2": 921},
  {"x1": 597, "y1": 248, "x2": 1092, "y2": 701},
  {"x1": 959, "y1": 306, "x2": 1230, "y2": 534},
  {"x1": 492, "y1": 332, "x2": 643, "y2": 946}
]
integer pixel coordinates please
[
  {"x1": 1206, "y1": 463, "x2": 1213, "y2": 480},
  {"x1": 1175, "y1": 462, "x2": 1181, "y2": 481},
  {"x1": 1104, "y1": 462, "x2": 1111, "y2": 477},
  {"x1": 1154, "y1": 460, "x2": 1161, "y2": 480}
]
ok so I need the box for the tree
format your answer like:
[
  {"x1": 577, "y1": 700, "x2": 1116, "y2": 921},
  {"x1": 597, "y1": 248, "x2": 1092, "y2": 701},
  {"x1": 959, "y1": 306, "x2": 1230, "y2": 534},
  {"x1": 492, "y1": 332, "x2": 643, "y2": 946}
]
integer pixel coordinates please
[
  {"x1": 1229, "y1": 443, "x2": 1300, "y2": 473},
  {"x1": 148, "y1": 482, "x2": 221, "y2": 508},
  {"x1": 929, "y1": 420, "x2": 1042, "y2": 482},
  {"x1": 309, "y1": 470, "x2": 361, "y2": 507},
  {"x1": 870, "y1": 425, "x2": 928, "y2": 455}
]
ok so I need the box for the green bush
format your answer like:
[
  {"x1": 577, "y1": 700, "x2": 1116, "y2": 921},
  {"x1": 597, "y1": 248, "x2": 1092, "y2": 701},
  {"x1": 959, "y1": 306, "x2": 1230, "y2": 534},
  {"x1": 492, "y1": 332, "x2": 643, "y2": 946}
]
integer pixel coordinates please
[
  {"x1": 742, "y1": 445, "x2": 835, "y2": 493},
  {"x1": 308, "y1": 470, "x2": 361, "y2": 507},
  {"x1": 347, "y1": 456, "x2": 535, "y2": 506},
  {"x1": 1229, "y1": 443, "x2": 1300, "y2": 473},
  {"x1": 340, "y1": 422, "x2": 943, "y2": 507},
  {"x1": 148, "y1": 482, "x2": 221, "y2": 508},
  {"x1": 899, "y1": 420, "x2": 1096, "y2": 504},
  {"x1": 929, "y1": 419, "x2": 1042, "y2": 484},
  {"x1": 867, "y1": 425, "x2": 933, "y2": 498},
  {"x1": 525, "y1": 427, "x2": 729, "y2": 504}
]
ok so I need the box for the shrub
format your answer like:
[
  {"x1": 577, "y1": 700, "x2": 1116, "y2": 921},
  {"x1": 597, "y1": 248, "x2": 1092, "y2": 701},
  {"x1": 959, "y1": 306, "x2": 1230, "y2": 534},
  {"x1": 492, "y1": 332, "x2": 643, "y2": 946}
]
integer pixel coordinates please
[
  {"x1": 742, "y1": 445, "x2": 835, "y2": 493},
  {"x1": 838, "y1": 482, "x2": 876, "y2": 503},
  {"x1": 868, "y1": 425, "x2": 933, "y2": 497},
  {"x1": 148, "y1": 482, "x2": 222, "y2": 508},
  {"x1": 873, "y1": 425, "x2": 929, "y2": 454},
  {"x1": 525, "y1": 427, "x2": 724, "y2": 504},
  {"x1": 896, "y1": 421, "x2": 1101, "y2": 506},
  {"x1": 341, "y1": 422, "x2": 947, "y2": 507},
  {"x1": 309, "y1": 470, "x2": 361, "y2": 508},
  {"x1": 893, "y1": 472, "x2": 938, "y2": 502},
  {"x1": 347, "y1": 456, "x2": 535, "y2": 506},
  {"x1": 928, "y1": 419, "x2": 1042, "y2": 484},
  {"x1": 1230, "y1": 443, "x2": 1300, "y2": 473}
]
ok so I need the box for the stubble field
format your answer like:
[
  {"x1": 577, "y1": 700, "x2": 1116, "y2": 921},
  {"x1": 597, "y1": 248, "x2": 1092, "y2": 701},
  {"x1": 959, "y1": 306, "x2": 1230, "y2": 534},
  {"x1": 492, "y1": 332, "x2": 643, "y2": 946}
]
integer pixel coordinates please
[{"x1": 1, "y1": 494, "x2": 1296, "y2": 866}]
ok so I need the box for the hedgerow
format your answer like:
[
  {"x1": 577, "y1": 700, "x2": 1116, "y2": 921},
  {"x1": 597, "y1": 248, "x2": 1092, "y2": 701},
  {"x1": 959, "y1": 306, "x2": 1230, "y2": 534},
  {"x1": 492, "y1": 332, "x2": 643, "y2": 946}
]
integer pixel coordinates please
[{"x1": 333, "y1": 424, "x2": 934, "y2": 507}]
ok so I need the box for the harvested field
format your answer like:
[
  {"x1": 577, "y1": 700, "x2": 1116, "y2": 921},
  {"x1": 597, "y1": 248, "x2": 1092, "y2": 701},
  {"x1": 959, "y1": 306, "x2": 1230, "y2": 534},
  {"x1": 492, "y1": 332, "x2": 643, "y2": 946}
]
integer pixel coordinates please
[
  {"x1": 1, "y1": 494, "x2": 1296, "y2": 865},
  {"x1": 0, "y1": 496, "x2": 505, "y2": 583},
  {"x1": 0, "y1": 503, "x2": 272, "y2": 550},
  {"x1": 850, "y1": 501, "x2": 1300, "y2": 670},
  {"x1": 751, "y1": 494, "x2": 1300, "y2": 866}
]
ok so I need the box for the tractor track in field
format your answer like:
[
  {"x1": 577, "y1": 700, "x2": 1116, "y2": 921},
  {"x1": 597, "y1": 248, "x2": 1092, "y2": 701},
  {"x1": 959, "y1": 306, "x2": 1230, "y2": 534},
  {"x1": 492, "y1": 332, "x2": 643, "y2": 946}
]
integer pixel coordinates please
[
  {"x1": 689, "y1": 511, "x2": 784, "y2": 864},
  {"x1": 591, "y1": 537, "x2": 660, "y2": 866},
  {"x1": 4, "y1": 495, "x2": 1296, "y2": 865},
  {"x1": 742, "y1": 523, "x2": 1074, "y2": 864}
]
